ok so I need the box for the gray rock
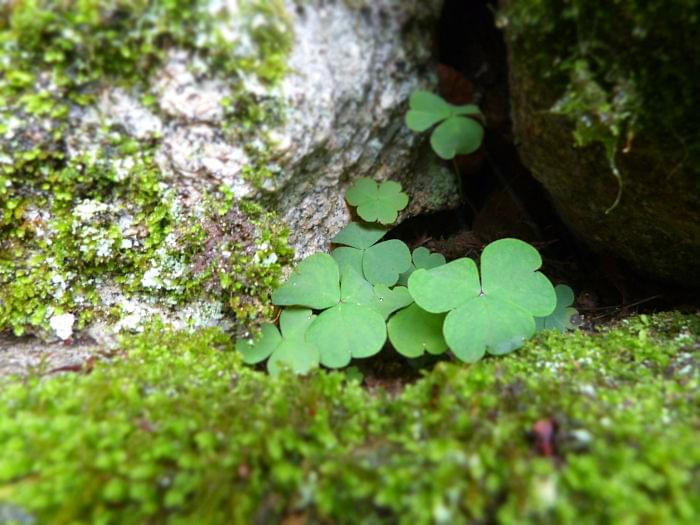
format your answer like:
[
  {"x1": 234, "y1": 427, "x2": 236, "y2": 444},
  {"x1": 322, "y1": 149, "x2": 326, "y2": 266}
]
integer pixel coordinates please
[
  {"x1": 271, "y1": 0, "x2": 458, "y2": 256},
  {"x1": 147, "y1": 0, "x2": 456, "y2": 257},
  {"x1": 1, "y1": 0, "x2": 456, "y2": 369}
]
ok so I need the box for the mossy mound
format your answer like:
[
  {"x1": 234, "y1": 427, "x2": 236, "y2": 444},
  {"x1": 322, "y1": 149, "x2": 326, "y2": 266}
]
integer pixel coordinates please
[
  {"x1": 503, "y1": 0, "x2": 700, "y2": 285},
  {"x1": 1, "y1": 313, "x2": 698, "y2": 523}
]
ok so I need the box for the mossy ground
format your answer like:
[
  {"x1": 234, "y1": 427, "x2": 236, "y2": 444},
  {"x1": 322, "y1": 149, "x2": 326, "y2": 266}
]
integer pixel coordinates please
[
  {"x1": 0, "y1": 312, "x2": 698, "y2": 524},
  {"x1": 0, "y1": 0, "x2": 293, "y2": 337}
]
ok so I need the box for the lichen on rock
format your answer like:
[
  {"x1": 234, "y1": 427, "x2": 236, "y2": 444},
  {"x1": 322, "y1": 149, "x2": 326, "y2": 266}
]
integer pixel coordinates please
[
  {"x1": 1, "y1": 0, "x2": 453, "y2": 352},
  {"x1": 0, "y1": 0, "x2": 296, "y2": 340}
]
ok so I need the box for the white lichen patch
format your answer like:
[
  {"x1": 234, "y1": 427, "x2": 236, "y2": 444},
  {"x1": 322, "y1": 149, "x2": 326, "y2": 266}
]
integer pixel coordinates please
[
  {"x1": 157, "y1": 124, "x2": 255, "y2": 199},
  {"x1": 156, "y1": 50, "x2": 230, "y2": 122},
  {"x1": 49, "y1": 313, "x2": 75, "y2": 341},
  {"x1": 98, "y1": 88, "x2": 163, "y2": 140}
]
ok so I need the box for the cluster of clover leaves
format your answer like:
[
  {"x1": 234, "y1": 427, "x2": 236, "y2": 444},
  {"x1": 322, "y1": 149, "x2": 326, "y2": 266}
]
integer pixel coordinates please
[{"x1": 238, "y1": 177, "x2": 578, "y2": 375}]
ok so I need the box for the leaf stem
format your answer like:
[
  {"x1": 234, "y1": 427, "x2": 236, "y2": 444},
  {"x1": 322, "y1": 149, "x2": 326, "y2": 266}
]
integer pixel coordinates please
[{"x1": 452, "y1": 157, "x2": 477, "y2": 215}]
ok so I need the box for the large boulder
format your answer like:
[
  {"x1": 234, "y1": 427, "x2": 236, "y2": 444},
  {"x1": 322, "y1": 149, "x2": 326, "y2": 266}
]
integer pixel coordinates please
[
  {"x1": 502, "y1": 0, "x2": 700, "y2": 285},
  {"x1": 0, "y1": 0, "x2": 454, "y2": 347}
]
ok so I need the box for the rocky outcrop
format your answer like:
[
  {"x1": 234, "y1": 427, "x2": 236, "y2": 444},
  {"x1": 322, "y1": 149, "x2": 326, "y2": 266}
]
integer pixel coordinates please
[
  {"x1": 0, "y1": 0, "x2": 454, "y2": 353},
  {"x1": 502, "y1": 0, "x2": 700, "y2": 285}
]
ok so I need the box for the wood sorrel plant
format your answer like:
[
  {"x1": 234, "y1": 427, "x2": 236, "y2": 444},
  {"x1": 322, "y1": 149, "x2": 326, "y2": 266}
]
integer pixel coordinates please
[{"x1": 238, "y1": 177, "x2": 578, "y2": 374}]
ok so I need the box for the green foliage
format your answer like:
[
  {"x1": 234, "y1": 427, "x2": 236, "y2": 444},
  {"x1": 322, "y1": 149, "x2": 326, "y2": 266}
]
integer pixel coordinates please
[
  {"x1": 361, "y1": 239, "x2": 412, "y2": 286},
  {"x1": 239, "y1": 176, "x2": 575, "y2": 372},
  {"x1": 1, "y1": 313, "x2": 699, "y2": 523},
  {"x1": 345, "y1": 177, "x2": 409, "y2": 224},
  {"x1": 387, "y1": 303, "x2": 447, "y2": 358},
  {"x1": 536, "y1": 284, "x2": 579, "y2": 332},
  {"x1": 246, "y1": 182, "x2": 573, "y2": 372},
  {"x1": 398, "y1": 246, "x2": 446, "y2": 285},
  {"x1": 331, "y1": 223, "x2": 412, "y2": 286},
  {"x1": 405, "y1": 90, "x2": 484, "y2": 160},
  {"x1": 271, "y1": 253, "x2": 340, "y2": 310},
  {"x1": 409, "y1": 239, "x2": 556, "y2": 362},
  {"x1": 271, "y1": 257, "x2": 387, "y2": 368},
  {"x1": 238, "y1": 308, "x2": 319, "y2": 375}
]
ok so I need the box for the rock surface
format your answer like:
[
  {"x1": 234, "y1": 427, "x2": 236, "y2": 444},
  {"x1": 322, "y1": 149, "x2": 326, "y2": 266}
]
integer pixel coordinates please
[
  {"x1": 271, "y1": 1, "x2": 457, "y2": 257},
  {"x1": 502, "y1": 0, "x2": 700, "y2": 285},
  {"x1": 0, "y1": 0, "x2": 455, "y2": 369}
]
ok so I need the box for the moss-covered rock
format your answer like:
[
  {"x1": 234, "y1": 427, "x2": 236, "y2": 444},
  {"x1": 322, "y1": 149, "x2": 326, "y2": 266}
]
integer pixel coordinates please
[
  {"x1": 0, "y1": 0, "x2": 454, "y2": 343},
  {"x1": 1, "y1": 312, "x2": 698, "y2": 523},
  {"x1": 0, "y1": 0, "x2": 297, "y2": 340},
  {"x1": 502, "y1": 0, "x2": 700, "y2": 285}
]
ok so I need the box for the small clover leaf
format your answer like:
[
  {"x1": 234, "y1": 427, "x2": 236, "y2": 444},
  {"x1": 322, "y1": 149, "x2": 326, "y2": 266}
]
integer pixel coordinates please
[
  {"x1": 272, "y1": 253, "x2": 339, "y2": 309},
  {"x1": 535, "y1": 284, "x2": 579, "y2": 332},
  {"x1": 306, "y1": 267, "x2": 387, "y2": 368},
  {"x1": 363, "y1": 239, "x2": 412, "y2": 286},
  {"x1": 331, "y1": 221, "x2": 388, "y2": 249},
  {"x1": 398, "y1": 246, "x2": 446, "y2": 285},
  {"x1": 407, "y1": 258, "x2": 480, "y2": 313},
  {"x1": 345, "y1": 177, "x2": 409, "y2": 225},
  {"x1": 412, "y1": 246, "x2": 447, "y2": 269},
  {"x1": 405, "y1": 90, "x2": 484, "y2": 160},
  {"x1": 237, "y1": 308, "x2": 319, "y2": 375},
  {"x1": 332, "y1": 223, "x2": 411, "y2": 286},
  {"x1": 405, "y1": 90, "x2": 454, "y2": 131},
  {"x1": 430, "y1": 116, "x2": 484, "y2": 160},
  {"x1": 408, "y1": 238, "x2": 556, "y2": 363},
  {"x1": 387, "y1": 303, "x2": 447, "y2": 358},
  {"x1": 307, "y1": 303, "x2": 386, "y2": 368},
  {"x1": 372, "y1": 284, "x2": 413, "y2": 320}
]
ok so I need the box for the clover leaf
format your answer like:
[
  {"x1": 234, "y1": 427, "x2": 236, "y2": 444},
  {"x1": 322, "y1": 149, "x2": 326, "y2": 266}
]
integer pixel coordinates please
[
  {"x1": 272, "y1": 255, "x2": 386, "y2": 369},
  {"x1": 331, "y1": 221, "x2": 388, "y2": 249},
  {"x1": 405, "y1": 90, "x2": 484, "y2": 160},
  {"x1": 306, "y1": 267, "x2": 387, "y2": 368},
  {"x1": 430, "y1": 115, "x2": 484, "y2": 160},
  {"x1": 237, "y1": 308, "x2": 319, "y2": 375},
  {"x1": 412, "y1": 246, "x2": 447, "y2": 269},
  {"x1": 362, "y1": 239, "x2": 412, "y2": 286},
  {"x1": 345, "y1": 177, "x2": 409, "y2": 224},
  {"x1": 331, "y1": 222, "x2": 411, "y2": 286},
  {"x1": 387, "y1": 303, "x2": 447, "y2": 358},
  {"x1": 405, "y1": 90, "x2": 454, "y2": 130},
  {"x1": 372, "y1": 284, "x2": 413, "y2": 320},
  {"x1": 398, "y1": 246, "x2": 446, "y2": 285},
  {"x1": 535, "y1": 284, "x2": 579, "y2": 332},
  {"x1": 408, "y1": 238, "x2": 556, "y2": 363},
  {"x1": 271, "y1": 253, "x2": 339, "y2": 309}
]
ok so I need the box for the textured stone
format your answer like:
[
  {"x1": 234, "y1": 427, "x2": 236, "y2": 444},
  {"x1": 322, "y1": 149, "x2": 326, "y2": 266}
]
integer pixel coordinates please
[
  {"x1": 1, "y1": 0, "x2": 457, "y2": 367},
  {"x1": 503, "y1": 0, "x2": 700, "y2": 285}
]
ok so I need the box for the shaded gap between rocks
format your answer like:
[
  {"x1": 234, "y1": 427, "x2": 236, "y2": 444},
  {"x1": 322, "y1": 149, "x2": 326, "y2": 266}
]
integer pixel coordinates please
[{"x1": 388, "y1": 0, "x2": 700, "y2": 329}]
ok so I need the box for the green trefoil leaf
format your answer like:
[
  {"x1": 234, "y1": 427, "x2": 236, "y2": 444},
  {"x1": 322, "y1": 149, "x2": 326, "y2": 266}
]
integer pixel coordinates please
[{"x1": 345, "y1": 177, "x2": 409, "y2": 225}]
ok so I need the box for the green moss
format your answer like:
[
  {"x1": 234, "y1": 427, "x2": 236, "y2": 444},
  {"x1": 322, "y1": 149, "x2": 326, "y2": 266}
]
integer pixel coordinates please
[
  {"x1": 1, "y1": 312, "x2": 698, "y2": 523},
  {"x1": 504, "y1": 0, "x2": 700, "y2": 209},
  {"x1": 0, "y1": 0, "x2": 294, "y2": 335}
]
